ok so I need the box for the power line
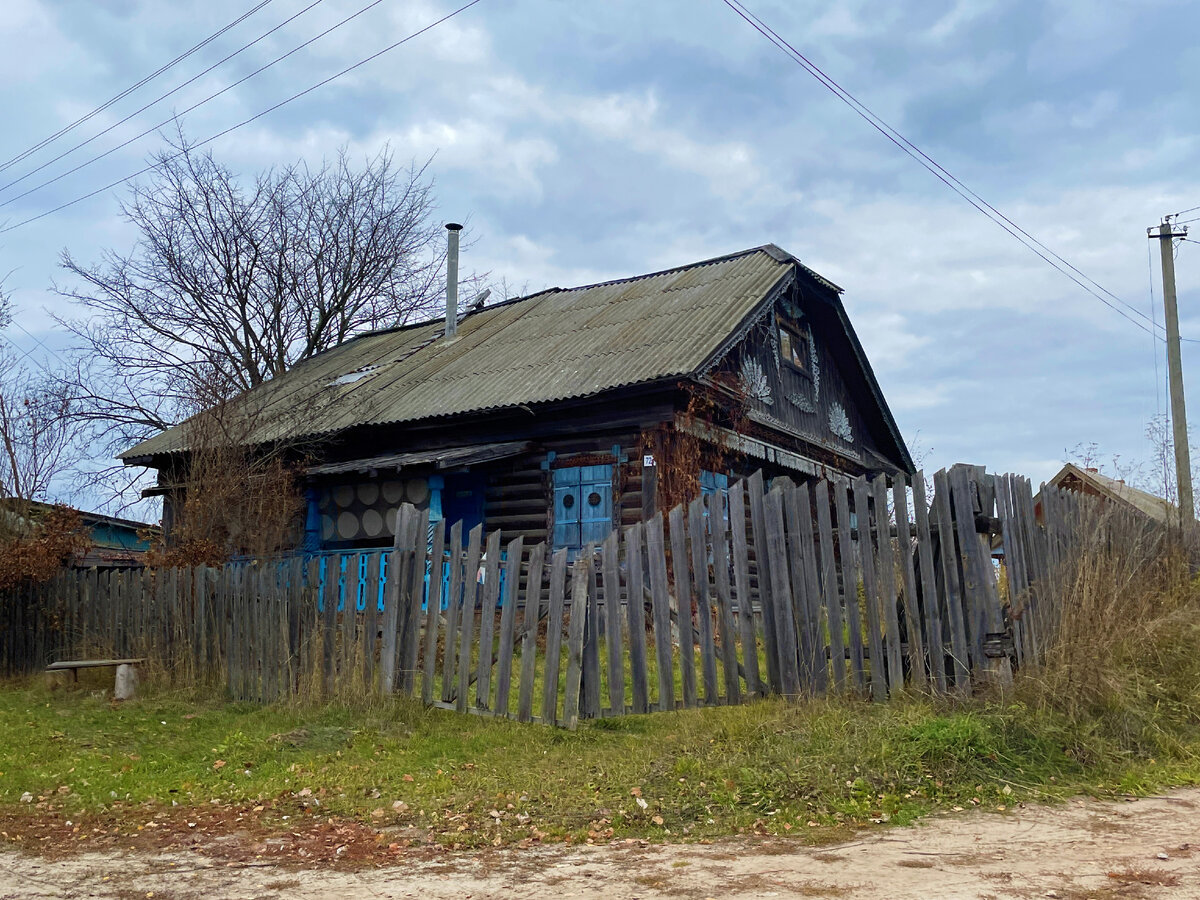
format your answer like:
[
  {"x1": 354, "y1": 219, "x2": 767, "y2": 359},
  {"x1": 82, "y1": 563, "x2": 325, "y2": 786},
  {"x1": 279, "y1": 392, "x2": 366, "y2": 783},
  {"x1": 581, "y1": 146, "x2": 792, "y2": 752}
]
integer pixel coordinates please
[
  {"x1": 721, "y1": 0, "x2": 1168, "y2": 341},
  {"x1": 1174, "y1": 204, "x2": 1200, "y2": 217},
  {"x1": 0, "y1": 0, "x2": 277, "y2": 176},
  {"x1": 0, "y1": 0, "x2": 488, "y2": 236},
  {"x1": 1, "y1": 0, "x2": 377, "y2": 210}
]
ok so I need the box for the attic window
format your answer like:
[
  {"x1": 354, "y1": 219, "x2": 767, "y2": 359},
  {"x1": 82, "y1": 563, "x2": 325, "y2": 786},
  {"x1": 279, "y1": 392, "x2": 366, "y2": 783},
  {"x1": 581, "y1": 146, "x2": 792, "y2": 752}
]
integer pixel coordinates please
[
  {"x1": 778, "y1": 319, "x2": 810, "y2": 372},
  {"x1": 330, "y1": 365, "x2": 380, "y2": 386}
]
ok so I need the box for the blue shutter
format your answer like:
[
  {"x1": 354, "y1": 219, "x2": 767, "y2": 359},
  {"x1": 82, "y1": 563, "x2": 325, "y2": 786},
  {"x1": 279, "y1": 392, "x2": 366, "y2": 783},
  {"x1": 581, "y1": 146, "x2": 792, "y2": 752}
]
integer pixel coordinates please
[{"x1": 553, "y1": 464, "x2": 614, "y2": 551}]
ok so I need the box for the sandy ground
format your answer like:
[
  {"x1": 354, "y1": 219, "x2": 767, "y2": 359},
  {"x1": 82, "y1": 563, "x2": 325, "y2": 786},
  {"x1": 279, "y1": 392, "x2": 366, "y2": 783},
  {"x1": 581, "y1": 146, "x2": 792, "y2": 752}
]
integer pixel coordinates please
[{"x1": 1, "y1": 789, "x2": 1198, "y2": 899}]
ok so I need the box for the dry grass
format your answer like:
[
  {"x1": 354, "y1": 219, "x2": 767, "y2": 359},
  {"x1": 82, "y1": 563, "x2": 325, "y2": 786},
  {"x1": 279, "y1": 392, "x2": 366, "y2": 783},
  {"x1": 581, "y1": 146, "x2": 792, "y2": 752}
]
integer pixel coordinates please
[{"x1": 1014, "y1": 505, "x2": 1200, "y2": 758}]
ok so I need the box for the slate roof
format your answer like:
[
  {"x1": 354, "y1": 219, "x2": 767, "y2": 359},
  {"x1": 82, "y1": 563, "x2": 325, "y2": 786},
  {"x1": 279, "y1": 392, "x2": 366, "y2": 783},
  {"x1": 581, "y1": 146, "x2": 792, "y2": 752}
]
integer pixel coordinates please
[
  {"x1": 122, "y1": 244, "x2": 908, "y2": 468},
  {"x1": 1046, "y1": 463, "x2": 1176, "y2": 523}
]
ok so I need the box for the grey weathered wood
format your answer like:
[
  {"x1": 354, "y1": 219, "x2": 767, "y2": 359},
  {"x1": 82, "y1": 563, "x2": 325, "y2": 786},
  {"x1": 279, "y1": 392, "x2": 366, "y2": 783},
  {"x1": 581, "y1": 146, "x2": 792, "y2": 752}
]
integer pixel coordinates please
[
  {"x1": 892, "y1": 478, "x2": 928, "y2": 691},
  {"x1": 686, "y1": 497, "x2": 717, "y2": 704},
  {"x1": 814, "y1": 480, "x2": 846, "y2": 690},
  {"x1": 710, "y1": 489, "x2": 740, "y2": 705},
  {"x1": 932, "y1": 468, "x2": 971, "y2": 693},
  {"x1": 340, "y1": 552, "x2": 360, "y2": 687},
  {"x1": 728, "y1": 480, "x2": 761, "y2": 697},
  {"x1": 911, "y1": 473, "x2": 947, "y2": 692},
  {"x1": 362, "y1": 552, "x2": 380, "y2": 690},
  {"x1": 852, "y1": 476, "x2": 887, "y2": 701},
  {"x1": 830, "y1": 482, "x2": 868, "y2": 696},
  {"x1": 542, "y1": 547, "x2": 569, "y2": 725},
  {"x1": 379, "y1": 506, "x2": 412, "y2": 694},
  {"x1": 671, "y1": 503, "x2": 699, "y2": 709},
  {"x1": 475, "y1": 529, "x2": 503, "y2": 710},
  {"x1": 400, "y1": 507, "x2": 431, "y2": 694},
  {"x1": 948, "y1": 466, "x2": 986, "y2": 666},
  {"x1": 624, "y1": 522, "x2": 650, "y2": 714},
  {"x1": 517, "y1": 541, "x2": 546, "y2": 723},
  {"x1": 793, "y1": 483, "x2": 828, "y2": 694},
  {"x1": 422, "y1": 519, "x2": 447, "y2": 706},
  {"x1": 322, "y1": 554, "x2": 340, "y2": 697},
  {"x1": 562, "y1": 556, "x2": 591, "y2": 730},
  {"x1": 872, "y1": 475, "x2": 904, "y2": 694},
  {"x1": 457, "y1": 524, "x2": 484, "y2": 712},
  {"x1": 646, "y1": 512, "x2": 675, "y2": 711},
  {"x1": 582, "y1": 549, "x2": 601, "y2": 719},
  {"x1": 441, "y1": 520, "x2": 463, "y2": 703},
  {"x1": 602, "y1": 529, "x2": 625, "y2": 715},
  {"x1": 493, "y1": 536, "x2": 524, "y2": 718},
  {"x1": 763, "y1": 488, "x2": 801, "y2": 696},
  {"x1": 747, "y1": 470, "x2": 781, "y2": 694}
]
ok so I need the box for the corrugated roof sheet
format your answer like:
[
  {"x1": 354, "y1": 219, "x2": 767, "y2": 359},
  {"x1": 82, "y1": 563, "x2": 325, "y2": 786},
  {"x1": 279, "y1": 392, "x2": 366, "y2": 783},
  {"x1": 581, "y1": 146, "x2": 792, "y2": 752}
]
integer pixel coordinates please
[{"x1": 123, "y1": 246, "x2": 795, "y2": 459}]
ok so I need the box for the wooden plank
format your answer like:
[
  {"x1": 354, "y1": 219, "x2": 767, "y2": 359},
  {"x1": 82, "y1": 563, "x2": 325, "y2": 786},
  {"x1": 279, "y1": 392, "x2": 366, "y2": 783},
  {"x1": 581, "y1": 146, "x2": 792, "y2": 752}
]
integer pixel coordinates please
[
  {"x1": 646, "y1": 512, "x2": 675, "y2": 711},
  {"x1": 932, "y1": 469, "x2": 971, "y2": 693},
  {"x1": 562, "y1": 556, "x2": 591, "y2": 730},
  {"x1": 475, "y1": 529, "x2": 503, "y2": 710},
  {"x1": 400, "y1": 507, "x2": 431, "y2": 694},
  {"x1": 322, "y1": 555, "x2": 340, "y2": 697},
  {"x1": 710, "y1": 489, "x2": 740, "y2": 705},
  {"x1": 763, "y1": 488, "x2": 801, "y2": 696},
  {"x1": 583, "y1": 549, "x2": 601, "y2": 719},
  {"x1": 541, "y1": 547, "x2": 569, "y2": 725},
  {"x1": 422, "y1": 519, "x2": 448, "y2": 706},
  {"x1": 948, "y1": 466, "x2": 986, "y2": 667},
  {"x1": 602, "y1": 529, "x2": 625, "y2": 715},
  {"x1": 728, "y1": 480, "x2": 761, "y2": 697},
  {"x1": 340, "y1": 552, "x2": 361, "y2": 689},
  {"x1": 671, "y1": 503, "x2": 699, "y2": 709},
  {"x1": 793, "y1": 483, "x2": 828, "y2": 694},
  {"x1": 686, "y1": 497, "x2": 717, "y2": 705},
  {"x1": 457, "y1": 524, "x2": 485, "y2": 712},
  {"x1": 872, "y1": 475, "x2": 904, "y2": 694},
  {"x1": 814, "y1": 480, "x2": 846, "y2": 691},
  {"x1": 379, "y1": 507, "x2": 411, "y2": 694},
  {"x1": 911, "y1": 473, "x2": 948, "y2": 692},
  {"x1": 624, "y1": 522, "x2": 650, "y2": 714},
  {"x1": 517, "y1": 541, "x2": 547, "y2": 723},
  {"x1": 362, "y1": 552, "x2": 380, "y2": 690},
  {"x1": 893, "y1": 477, "x2": 928, "y2": 690},
  {"x1": 493, "y1": 536, "x2": 524, "y2": 718},
  {"x1": 747, "y1": 470, "x2": 781, "y2": 694},
  {"x1": 852, "y1": 476, "x2": 887, "y2": 701},
  {"x1": 441, "y1": 520, "x2": 464, "y2": 703}
]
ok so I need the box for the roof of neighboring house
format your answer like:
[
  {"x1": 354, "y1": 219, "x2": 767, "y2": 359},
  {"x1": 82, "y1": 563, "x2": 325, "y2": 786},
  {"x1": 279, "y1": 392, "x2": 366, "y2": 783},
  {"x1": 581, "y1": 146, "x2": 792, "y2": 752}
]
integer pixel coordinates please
[
  {"x1": 1044, "y1": 463, "x2": 1176, "y2": 523},
  {"x1": 121, "y1": 244, "x2": 911, "y2": 471}
]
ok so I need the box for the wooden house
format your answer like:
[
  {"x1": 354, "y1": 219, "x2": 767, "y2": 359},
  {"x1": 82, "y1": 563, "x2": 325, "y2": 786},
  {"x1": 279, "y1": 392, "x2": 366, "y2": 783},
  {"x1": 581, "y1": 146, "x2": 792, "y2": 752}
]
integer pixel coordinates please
[
  {"x1": 121, "y1": 244, "x2": 912, "y2": 554},
  {"x1": 1036, "y1": 463, "x2": 1176, "y2": 525}
]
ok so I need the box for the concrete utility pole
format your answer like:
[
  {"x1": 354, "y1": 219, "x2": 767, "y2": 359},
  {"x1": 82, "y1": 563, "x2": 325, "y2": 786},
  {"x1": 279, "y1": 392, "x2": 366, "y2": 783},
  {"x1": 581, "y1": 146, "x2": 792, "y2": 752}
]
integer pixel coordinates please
[{"x1": 1151, "y1": 217, "x2": 1193, "y2": 523}]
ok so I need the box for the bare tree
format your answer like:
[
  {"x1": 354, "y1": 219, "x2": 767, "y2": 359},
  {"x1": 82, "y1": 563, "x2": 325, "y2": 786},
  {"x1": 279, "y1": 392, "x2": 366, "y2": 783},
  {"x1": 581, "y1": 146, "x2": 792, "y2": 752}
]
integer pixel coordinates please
[
  {"x1": 0, "y1": 296, "x2": 76, "y2": 523},
  {"x1": 54, "y1": 130, "x2": 448, "y2": 456}
]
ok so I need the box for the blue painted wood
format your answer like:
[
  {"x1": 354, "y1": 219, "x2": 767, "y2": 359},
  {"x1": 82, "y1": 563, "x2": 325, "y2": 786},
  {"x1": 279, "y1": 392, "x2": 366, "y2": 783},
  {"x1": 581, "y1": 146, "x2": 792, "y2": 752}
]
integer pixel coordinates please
[{"x1": 553, "y1": 464, "x2": 614, "y2": 552}]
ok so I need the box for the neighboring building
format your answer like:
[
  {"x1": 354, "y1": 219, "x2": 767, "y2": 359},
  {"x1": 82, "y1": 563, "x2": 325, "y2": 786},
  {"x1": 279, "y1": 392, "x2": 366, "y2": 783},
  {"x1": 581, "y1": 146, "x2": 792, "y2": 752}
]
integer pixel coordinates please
[
  {"x1": 1037, "y1": 463, "x2": 1176, "y2": 525},
  {"x1": 0, "y1": 499, "x2": 155, "y2": 568},
  {"x1": 121, "y1": 244, "x2": 912, "y2": 555}
]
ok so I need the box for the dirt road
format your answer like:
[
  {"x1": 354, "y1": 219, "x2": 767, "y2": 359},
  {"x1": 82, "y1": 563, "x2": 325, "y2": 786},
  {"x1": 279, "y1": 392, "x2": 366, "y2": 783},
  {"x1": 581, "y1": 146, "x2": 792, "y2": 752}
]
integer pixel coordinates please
[{"x1": 2, "y1": 789, "x2": 1198, "y2": 899}]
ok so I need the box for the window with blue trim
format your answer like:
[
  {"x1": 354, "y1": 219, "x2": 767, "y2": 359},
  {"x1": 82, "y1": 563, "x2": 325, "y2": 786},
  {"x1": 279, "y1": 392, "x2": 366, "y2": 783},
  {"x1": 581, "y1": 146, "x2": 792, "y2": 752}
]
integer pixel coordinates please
[{"x1": 552, "y1": 464, "x2": 613, "y2": 552}]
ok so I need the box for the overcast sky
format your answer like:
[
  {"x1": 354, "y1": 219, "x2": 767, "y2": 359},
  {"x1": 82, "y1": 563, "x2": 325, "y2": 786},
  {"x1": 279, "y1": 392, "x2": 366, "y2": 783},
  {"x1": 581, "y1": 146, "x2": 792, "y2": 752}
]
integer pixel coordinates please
[{"x1": 3, "y1": 0, "x2": 1199, "y2": 510}]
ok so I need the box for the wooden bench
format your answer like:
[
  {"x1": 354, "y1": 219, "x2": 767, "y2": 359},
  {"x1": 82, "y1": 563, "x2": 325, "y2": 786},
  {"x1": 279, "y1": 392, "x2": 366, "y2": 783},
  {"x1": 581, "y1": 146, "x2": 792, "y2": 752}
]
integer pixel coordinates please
[{"x1": 46, "y1": 659, "x2": 145, "y2": 698}]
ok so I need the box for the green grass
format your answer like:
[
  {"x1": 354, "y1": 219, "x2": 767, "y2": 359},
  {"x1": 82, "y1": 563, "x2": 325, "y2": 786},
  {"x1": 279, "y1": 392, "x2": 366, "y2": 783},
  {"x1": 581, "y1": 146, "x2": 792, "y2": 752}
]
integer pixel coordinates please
[{"x1": 2, "y1": 672, "x2": 1199, "y2": 849}]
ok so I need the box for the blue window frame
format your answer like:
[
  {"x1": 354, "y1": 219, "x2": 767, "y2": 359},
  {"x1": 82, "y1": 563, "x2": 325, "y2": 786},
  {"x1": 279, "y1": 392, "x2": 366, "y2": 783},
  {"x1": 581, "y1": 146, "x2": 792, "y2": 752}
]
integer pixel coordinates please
[{"x1": 553, "y1": 464, "x2": 613, "y2": 552}]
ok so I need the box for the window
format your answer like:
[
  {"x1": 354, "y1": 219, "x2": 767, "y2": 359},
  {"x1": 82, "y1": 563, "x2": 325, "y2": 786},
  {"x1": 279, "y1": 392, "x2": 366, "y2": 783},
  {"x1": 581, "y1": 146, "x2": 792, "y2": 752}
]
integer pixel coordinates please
[
  {"x1": 552, "y1": 464, "x2": 613, "y2": 553},
  {"x1": 778, "y1": 320, "x2": 809, "y2": 372}
]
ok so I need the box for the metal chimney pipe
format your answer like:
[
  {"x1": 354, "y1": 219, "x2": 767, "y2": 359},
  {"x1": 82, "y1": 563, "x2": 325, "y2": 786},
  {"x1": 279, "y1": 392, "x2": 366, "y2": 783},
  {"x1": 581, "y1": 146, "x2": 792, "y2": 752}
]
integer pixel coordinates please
[{"x1": 445, "y1": 223, "x2": 463, "y2": 340}]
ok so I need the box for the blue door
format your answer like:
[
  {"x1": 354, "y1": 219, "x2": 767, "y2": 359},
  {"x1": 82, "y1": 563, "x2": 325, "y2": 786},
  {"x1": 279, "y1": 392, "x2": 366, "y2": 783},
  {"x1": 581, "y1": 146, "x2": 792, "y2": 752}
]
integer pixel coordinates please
[{"x1": 553, "y1": 464, "x2": 613, "y2": 552}]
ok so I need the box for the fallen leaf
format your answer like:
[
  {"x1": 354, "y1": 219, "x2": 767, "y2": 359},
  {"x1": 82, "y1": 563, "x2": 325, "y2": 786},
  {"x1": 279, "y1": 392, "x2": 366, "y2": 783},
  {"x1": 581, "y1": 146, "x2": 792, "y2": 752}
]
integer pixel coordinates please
[
  {"x1": 403, "y1": 774, "x2": 414, "y2": 783},
  {"x1": 651, "y1": 815, "x2": 664, "y2": 826},
  {"x1": 212, "y1": 760, "x2": 226, "y2": 771}
]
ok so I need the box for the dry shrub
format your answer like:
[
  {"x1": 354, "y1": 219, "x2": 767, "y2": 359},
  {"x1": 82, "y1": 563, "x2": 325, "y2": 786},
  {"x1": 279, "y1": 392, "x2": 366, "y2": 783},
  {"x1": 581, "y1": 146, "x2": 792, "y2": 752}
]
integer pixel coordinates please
[
  {"x1": 148, "y1": 400, "x2": 309, "y2": 566},
  {"x1": 1016, "y1": 505, "x2": 1200, "y2": 743},
  {"x1": 0, "y1": 504, "x2": 90, "y2": 590}
]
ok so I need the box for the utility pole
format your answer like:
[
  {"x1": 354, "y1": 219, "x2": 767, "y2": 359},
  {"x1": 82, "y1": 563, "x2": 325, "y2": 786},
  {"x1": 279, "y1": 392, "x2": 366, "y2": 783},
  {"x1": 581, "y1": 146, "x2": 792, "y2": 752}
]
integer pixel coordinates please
[{"x1": 1150, "y1": 216, "x2": 1193, "y2": 523}]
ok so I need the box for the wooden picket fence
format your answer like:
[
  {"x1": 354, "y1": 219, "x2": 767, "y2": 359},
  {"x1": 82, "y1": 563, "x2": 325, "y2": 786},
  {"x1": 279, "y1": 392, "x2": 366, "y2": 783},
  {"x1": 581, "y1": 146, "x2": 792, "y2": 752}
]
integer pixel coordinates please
[{"x1": 0, "y1": 465, "x2": 1157, "y2": 726}]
